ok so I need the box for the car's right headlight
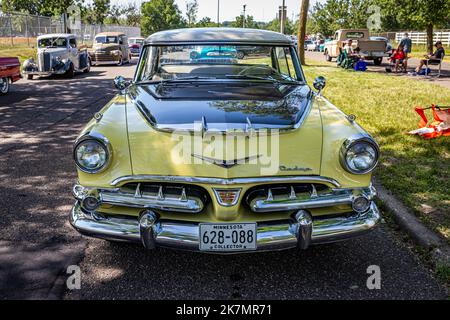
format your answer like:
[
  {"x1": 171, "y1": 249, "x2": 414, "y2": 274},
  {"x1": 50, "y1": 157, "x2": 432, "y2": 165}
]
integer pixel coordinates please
[
  {"x1": 340, "y1": 134, "x2": 379, "y2": 174},
  {"x1": 74, "y1": 135, "x2": 111, "y2": 173}
]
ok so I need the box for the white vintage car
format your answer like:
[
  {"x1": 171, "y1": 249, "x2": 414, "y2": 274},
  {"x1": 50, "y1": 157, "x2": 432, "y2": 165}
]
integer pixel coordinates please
[{"x1": 22, "y1": 33, "x2": 91, "y2": 79}]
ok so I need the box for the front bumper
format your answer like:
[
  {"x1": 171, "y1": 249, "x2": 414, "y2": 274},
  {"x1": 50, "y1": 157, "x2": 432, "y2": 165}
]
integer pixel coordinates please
[
  {"x1": 22, "y1": 70, "x2": 66, "y2": 76},
  {"x1": 70, "y1": 201, "x2": 381, "y2": 253}
]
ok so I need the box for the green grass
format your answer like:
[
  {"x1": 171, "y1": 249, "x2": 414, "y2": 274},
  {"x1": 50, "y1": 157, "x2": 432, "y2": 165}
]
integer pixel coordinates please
[
  {"x1": 303, "y1": 59, "x2": 450, "y2": 243},
  {"x1": 0, "y1": 44, "x2": 36, "y2": 64}
]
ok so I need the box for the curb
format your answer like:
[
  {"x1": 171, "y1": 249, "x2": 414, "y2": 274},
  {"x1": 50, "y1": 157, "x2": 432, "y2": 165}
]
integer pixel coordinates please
[{"x1": 374, "y1": 179, "x2": 450, "y2": 265}]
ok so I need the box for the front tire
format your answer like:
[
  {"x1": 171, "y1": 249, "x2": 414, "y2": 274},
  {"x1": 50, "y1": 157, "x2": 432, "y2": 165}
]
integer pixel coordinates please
[
  {"x1": 83, "y1": 58, "x2": 91, "y2": 73},
  {"x1": 116, "y1": 56, "x2": 123, "y2": 66},
  {"x1": 325, "y1": 50, "x2": 332, "y2": 62},
  {"x1": 0, "y1": 77, "x2": 9, "y2": 95},
  {"x1": 27, "y1": 74, "x2": 33, "y2": 80},
  {"x1": 237, "y1": 51, "x2": 245, "y2": 59},
  {"x1": 65, "y1": 63, "x2": 74, "y2": 78},
  {"x1": 373, "y1": 57, "x2": 383, "y2": 66}
]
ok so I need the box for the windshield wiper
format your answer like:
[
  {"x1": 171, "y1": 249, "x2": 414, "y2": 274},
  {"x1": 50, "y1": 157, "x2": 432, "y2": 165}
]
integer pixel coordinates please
[
  {"x1": 161, "y1": 76, "x2": 215, "y2": 83},
  {"x1": 225, "y1": 74, "x2": 300, "y2": 85}
]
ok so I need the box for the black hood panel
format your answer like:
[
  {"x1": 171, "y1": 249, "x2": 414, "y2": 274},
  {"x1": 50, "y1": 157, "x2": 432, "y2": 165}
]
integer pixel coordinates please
[{"x1": 128, "y1": 82, "x2": 312, "y2": 128}]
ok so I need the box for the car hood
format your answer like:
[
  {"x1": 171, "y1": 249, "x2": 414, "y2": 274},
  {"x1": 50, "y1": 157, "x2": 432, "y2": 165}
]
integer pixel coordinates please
[
  {"x1": 125, "y1": 82, "x2": 324, "y2": 178},
  {"x1": 37, "y1": 48, "x2": 67, "y2": 56},
  {"x1": 93, "y1": 43, "x2": 119, "y2": 51},
  {"x1": 127, "y1": 82, "x2": 312, "y2": 131}
]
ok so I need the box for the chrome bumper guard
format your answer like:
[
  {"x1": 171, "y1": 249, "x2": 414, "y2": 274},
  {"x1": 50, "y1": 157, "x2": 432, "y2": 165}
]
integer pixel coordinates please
[{"x1": 70, "y1": 201, "x2": 381, "y2": 252}]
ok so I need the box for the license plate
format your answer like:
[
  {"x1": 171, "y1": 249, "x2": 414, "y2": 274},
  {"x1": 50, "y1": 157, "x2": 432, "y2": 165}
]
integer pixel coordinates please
[{"x1": 199, "y1": 223, "x2": 257, "y2": 252}]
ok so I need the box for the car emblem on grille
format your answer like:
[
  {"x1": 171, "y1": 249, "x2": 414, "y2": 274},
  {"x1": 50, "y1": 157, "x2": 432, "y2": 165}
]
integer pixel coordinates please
[
  {"x1": 191, "y1": 154, "x2": 261, "y2": 169},
  {"x1": 213, "y1": 189, "x2": 241, "y2": 207}
]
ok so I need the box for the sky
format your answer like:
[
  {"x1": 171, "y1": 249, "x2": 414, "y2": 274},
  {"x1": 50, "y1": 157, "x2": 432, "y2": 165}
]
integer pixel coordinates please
[{"x1": 112, "y1": 0, "x2": 321, "y2": 23}]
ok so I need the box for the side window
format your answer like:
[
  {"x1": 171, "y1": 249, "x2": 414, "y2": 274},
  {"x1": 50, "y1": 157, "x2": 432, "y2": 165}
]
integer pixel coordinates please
[
  {"x1": 69, "y1": 38, "x2": 76, "y2": 48},
  {"x1": 119, "y1": 36, "x2": 123, "y2": 45},
  {"x1": 275, "y1": 47, "x2": 297, "y2": 81}
]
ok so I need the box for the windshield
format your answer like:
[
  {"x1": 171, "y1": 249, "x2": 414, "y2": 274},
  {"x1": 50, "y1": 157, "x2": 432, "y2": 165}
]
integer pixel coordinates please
[
  {"x1": 136, "y1": 44, "x2": 303, "y2": 84},
  {"x1": 38, "y1": 37, "x2": 67, "y2": 48},
  {"x1": 131, "y1": 39, "x2": 144, "y2": 45},
  {"x1": 95, "y1": 36, "x2": 118, "y2": 44}
]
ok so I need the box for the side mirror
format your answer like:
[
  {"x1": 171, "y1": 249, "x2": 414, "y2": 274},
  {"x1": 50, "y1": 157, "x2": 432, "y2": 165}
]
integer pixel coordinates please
[
  {"x1": 114, "y1": 76, "x2": 131, "y2": 91},
  {"x1": 313, "y1": 76, "x2": 326, "y2": 94}
]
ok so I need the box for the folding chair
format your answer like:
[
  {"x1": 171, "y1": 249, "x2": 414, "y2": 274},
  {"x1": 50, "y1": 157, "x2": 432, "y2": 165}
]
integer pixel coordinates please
[{"x1": 425, "y1": 54, "x2": 445, "y2": 77}]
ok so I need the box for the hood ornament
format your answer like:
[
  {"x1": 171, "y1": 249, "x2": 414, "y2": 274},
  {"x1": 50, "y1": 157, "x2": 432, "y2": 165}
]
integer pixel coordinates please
[{"x1": 192, "y1": 154, "x2": 261, "y2": 169}]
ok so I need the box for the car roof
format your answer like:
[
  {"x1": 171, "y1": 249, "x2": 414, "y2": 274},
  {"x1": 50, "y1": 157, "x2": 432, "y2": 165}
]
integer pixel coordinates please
[
  {"x1": 37, "y1": 33, "x2": 74, "y2": 40},
  {"x1": 95, "y1": 32, "x2": 125, "y2": 37},
  {"x1": 145, "y1": 28, "x2": 292, "y2": 45}
]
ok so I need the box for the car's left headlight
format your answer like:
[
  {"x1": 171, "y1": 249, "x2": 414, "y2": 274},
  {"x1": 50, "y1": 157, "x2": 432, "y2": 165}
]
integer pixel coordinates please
[
  {"x1": 340, "y1": 134, "x2": 379, "y2": 174},
  {"x1": 74, "y1": 135, "x2": 111, "y2": 173}
]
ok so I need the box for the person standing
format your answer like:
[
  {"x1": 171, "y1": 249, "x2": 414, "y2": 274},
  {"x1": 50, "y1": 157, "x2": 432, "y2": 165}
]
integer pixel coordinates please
[{"x1": 400, "y1": 32, "x2": 412, "y2": 57}]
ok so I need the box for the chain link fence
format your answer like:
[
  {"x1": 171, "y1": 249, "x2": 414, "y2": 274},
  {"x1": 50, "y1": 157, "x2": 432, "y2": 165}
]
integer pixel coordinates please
[{"x1": 0, "y1": 11, "x2": 141, "y2": 47}]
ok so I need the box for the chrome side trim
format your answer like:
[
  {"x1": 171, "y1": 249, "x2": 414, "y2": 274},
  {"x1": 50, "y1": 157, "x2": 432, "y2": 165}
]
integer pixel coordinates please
[
  {"x1": 110, "y1": 175, "x2": 341, "y2": 188},
  {"x1": 70, "y1": 201, "x2": 381, "y2": 253}
]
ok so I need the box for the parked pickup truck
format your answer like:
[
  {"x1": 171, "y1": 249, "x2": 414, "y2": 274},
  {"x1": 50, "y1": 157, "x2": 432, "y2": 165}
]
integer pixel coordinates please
[
  {"x1": 0, "y1": 57, "x2": 21, "y2": 95},
  {"x1": 323, "y1": 29, "x2": 389, "y2": 65}
]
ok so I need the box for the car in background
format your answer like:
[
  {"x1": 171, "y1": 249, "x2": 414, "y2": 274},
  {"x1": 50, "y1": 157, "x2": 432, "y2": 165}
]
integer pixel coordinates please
[
  {"x1": 324, "y1": 29, "x2": 388, "y2": 65},
  {"x1": 370, "y1": 36, "x2": 393, "y2": 53},
  {"x1": 89, "y1": 32, "x2": 131, "y2": 66},
  {"x1": 190, "y1": 46, "x2": 238, "y2": 63},
  {"x1": 304, "y1": 40, "x2": 314, "y2": 50},
  {"x1": 22, "y1": 33, "x2": 91, "y2": 79},
  {"x1": 235, "y1": 46, "x2": 270, "y2": 59},
  {"x1": 319, "y1": 39, "x2": 332, "y2": 52},
  {"x1": 306, "y1": 40, "x2": 319, "y2": 51},
  {"x1": 129, "y1": 37, "x2": 145, "y2": 57},
  {"x1": 288, "y1": 35, "x2": 298, "y2": 51},
  {"x1": 0, "y1": 57, "x2": 21, "y2": 95}
]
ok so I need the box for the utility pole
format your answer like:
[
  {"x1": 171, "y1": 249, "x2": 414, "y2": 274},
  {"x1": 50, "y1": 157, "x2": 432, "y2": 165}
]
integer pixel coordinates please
[
  {"x1": 297, "y1": 0, "x2": 310, "y2": 65},
  {"x1": 217, "y1": 0, "x2": 220, "y2": 27},
  {"x1": 243, "y1": 5, "x2": 247, "y2": 28},
  {"x1": 279, "y1": 0, "x2": 286, "y2": 34}
]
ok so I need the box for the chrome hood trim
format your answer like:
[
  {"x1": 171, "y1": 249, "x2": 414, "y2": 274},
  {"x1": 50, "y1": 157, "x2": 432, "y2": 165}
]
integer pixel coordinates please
[{"x1": 111, "y1": 175, "x2": 341, "y2": 188}]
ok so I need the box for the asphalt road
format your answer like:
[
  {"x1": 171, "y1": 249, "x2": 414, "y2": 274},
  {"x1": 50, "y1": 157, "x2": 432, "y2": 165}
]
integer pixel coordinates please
[{"x1": 0, "y1": 59, "x2": 447, "y2": 300}]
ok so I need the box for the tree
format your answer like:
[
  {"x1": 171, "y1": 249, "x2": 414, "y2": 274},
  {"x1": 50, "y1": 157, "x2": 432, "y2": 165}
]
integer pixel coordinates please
[
  {"x1": 230, "y1": 14, "x2": 259, "y2": 29},
  {"x1": 106, "y1": 4, "x2": 123, "y2": 25},
  {"x1": 123, "y1": 2, "x2": 140, "y2": 27},
  {"x1": 185, "y1": 0, "x2": 198, "y2": 27},
  {"x1": 265, "y1": 18, "x2": 294, "y2": 35},
  {"x1": 91, "y1": 0, "x2": 110, "y2": 24},
  {"x1": 297, "y1": 0, "x2": 309, "y2": 65},
  {"x1": 141, "y1": 0, "x2": 185, "y2": 36},
  {"x1": 196, "y1": 17, "x2": 216, "y2": 28},
  {"x1": 379, "y1": 0, "x2": 450, "y2": 53}
]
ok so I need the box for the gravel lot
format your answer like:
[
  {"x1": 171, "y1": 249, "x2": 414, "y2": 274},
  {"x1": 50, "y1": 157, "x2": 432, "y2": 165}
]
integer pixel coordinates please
[{"x1": 0, "y1": 59, "x2": 447, "y2": 300}]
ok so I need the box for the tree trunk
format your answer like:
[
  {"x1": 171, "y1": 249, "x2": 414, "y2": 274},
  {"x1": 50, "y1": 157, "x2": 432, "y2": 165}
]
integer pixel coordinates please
[
  {"x1": 297, "y1": 0, "x2": 310, "y2": 65},
  {"x1": 426, "y1": 23, "x2": 433, "y2": 54}
]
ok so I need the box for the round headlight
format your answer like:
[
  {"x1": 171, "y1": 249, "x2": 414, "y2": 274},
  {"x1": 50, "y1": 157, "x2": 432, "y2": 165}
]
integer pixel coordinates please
[
  {"x1": 340, "y1": 136, "x2": 379, "y2": 174},
  {"x1": 74, "y1": 139, "x2": 109, "y2": 173}
]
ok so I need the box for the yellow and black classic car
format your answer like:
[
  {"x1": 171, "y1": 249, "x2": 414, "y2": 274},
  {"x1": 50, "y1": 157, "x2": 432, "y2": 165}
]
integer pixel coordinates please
[{"x1": 71, "y1": 28, "x2": 381, "y2": 253}]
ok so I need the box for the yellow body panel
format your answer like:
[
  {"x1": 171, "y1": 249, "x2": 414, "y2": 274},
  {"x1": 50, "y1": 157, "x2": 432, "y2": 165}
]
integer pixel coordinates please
[{"x1": 75, "y1": 91, "x2": 374, "y2": 222}]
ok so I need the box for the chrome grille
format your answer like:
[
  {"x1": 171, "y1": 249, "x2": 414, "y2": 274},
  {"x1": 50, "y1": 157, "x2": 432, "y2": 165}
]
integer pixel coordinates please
[{"x1": 99, "y1": 183, "x2": 209, "y2": 213}]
